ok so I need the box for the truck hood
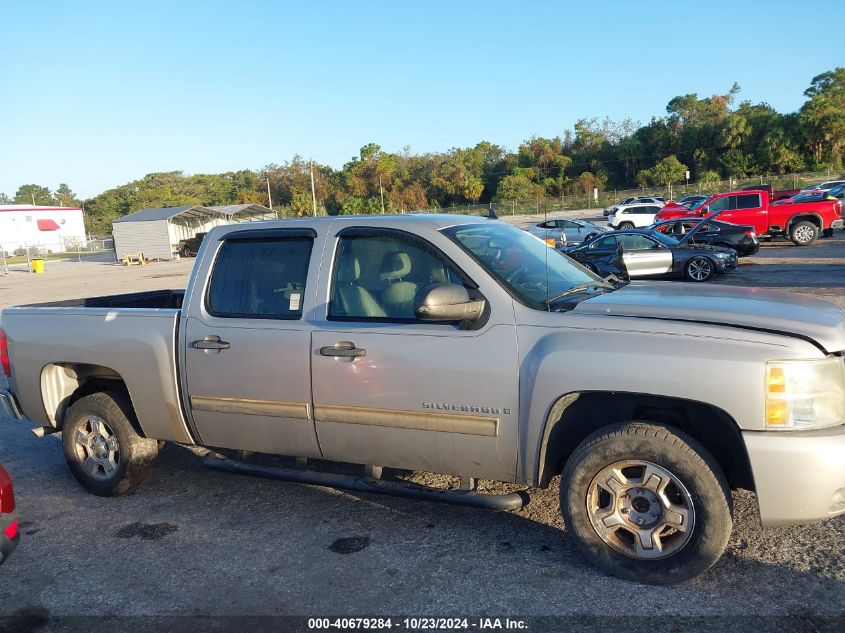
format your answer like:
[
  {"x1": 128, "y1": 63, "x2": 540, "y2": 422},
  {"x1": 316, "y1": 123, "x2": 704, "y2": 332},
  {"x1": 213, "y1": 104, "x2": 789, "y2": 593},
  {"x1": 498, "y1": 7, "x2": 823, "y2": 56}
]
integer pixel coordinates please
[{"x1": 574, "y1": 282, "x2": 845, "y2": 352}]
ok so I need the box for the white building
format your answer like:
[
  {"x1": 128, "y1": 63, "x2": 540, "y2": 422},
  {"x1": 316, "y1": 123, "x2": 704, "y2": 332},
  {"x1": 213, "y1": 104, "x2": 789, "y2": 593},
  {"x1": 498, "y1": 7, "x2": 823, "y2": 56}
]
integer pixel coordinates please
[{"x1": 0, "y1": 205, "x2": 87, "y2": 254}]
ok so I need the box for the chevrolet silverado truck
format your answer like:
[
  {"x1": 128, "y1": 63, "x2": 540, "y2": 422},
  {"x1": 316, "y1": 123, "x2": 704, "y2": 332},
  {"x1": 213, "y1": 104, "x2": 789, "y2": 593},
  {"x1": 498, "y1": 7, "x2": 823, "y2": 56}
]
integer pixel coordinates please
[
  {"x1": 655, "y1": 189, "x2": 843, "y2": 245},
  {"x1": 2, "y1": 215, "x2": 844, "y2": 585}
]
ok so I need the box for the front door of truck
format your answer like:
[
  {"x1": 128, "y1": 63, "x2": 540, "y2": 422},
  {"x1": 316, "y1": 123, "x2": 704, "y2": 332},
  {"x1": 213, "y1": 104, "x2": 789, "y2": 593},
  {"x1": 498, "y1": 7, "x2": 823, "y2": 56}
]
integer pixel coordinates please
[
  {"x1": 183, "y1": 229, "x2": 322, "y2": 458},
  {"x1": 710, "y1": 193, "x2": 767, "y2": 233},
  {"x1": 309, "y1": 227, "x2": 519, "y2": 481}
]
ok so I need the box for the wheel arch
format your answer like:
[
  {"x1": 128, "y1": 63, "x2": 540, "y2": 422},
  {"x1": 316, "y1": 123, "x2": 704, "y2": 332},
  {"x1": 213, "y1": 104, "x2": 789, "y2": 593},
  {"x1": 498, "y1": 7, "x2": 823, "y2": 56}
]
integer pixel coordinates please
[
  {"x1": 40, "y1": 362, "x2": 144, "y2": 435},
  {"x1": 536, "y1": 391, "x2": 755, "y2": 493},
  {"x1": 786, "y1": 213, "x2": 822, "y2": 231}
]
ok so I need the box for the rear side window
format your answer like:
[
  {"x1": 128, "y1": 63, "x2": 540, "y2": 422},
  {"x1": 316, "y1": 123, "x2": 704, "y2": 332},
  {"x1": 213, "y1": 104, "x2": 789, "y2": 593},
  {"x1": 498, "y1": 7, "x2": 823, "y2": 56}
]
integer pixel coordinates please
[
  {"x1": 206, "y1": 238, "x2": 313, "y2": 319},
  {"x1": 735, "y1": 194, "x2": 760, "y2": 209}
]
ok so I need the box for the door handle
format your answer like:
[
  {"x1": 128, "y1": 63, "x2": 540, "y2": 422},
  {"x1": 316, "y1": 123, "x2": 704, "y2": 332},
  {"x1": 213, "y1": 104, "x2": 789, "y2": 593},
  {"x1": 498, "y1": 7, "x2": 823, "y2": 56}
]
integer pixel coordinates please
[
  {"x1": 192, "y1": 335, "x2": 231, "y2": 350},
  {"x1": 320, "y1": 341, "x2": 366, "y2": 360}
]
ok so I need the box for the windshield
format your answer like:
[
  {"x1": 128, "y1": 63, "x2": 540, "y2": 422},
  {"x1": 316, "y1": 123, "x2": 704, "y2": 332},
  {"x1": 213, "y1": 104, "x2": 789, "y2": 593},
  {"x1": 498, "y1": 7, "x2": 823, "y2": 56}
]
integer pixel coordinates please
[{"x1": 442, "y1": 222, "x2": 601, "y2": 309}]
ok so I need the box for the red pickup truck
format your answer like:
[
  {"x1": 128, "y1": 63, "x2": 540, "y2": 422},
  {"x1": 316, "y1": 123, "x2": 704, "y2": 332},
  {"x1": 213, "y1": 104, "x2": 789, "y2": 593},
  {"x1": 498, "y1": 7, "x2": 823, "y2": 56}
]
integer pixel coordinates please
[{"x1": 655, "y1": 189, "x2": 843, "y2": 245}]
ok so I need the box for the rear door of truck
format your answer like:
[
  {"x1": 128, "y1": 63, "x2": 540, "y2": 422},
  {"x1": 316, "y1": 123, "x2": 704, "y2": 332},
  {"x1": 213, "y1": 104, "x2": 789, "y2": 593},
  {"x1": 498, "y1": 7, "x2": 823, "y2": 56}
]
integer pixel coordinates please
[{"x1": 180, "y1": 226, "x2": 324, "y2": 457}]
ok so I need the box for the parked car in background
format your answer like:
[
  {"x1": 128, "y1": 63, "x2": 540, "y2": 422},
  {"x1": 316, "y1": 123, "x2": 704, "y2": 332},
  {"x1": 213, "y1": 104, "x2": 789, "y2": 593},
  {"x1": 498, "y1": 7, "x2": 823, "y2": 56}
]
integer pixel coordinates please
[
  {"x1": 740, "y1": 184, "x2": 799, "y2": 202},
  {"x1": 607, "y1": 203, "x2": 663, "y2": 229},
  {"x1": 800, "y1": 180, "x2": 845, "y2": 193},
  {"x1": 566, "y1": 226, "x2": 737, "y2": 282},
  {"x1": 603, "y1": 196, "x2": 665, "y2": 216},
  {"x1": 655, "y1": 189, "x2": 842, "y2": 245},
  {"x1": 675, "y1": 194, "x2": 709, "y2": 208},
  {"x1": 649, "y1": 218, "x2": 760, "y2": 257},
  {"x1": 525, "y1": 218, "x2": 608, "y2": 247},
  {"x1": 0, "y1": 464, "x2": 19, "y2": 566},
  {"x1": 603, "y1": 196, "x2": 637, "y2": 216}
]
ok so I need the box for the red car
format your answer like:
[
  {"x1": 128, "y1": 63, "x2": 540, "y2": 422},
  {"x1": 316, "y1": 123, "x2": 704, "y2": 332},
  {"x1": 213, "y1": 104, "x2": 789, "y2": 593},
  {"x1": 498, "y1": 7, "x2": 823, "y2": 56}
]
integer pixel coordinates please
[
  {"x1": 655, "y1": 189, "x2": 842, "y2": 245},
  {"x1": 0, "y1": 464, "x2": 19, "y2": 565}
]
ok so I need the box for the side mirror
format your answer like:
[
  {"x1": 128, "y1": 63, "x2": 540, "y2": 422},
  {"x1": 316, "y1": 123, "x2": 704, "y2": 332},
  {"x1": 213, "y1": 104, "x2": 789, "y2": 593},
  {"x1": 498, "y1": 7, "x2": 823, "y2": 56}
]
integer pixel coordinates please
[{"x1": 414, "y1": 283, "x2": 486, "y2": 323}]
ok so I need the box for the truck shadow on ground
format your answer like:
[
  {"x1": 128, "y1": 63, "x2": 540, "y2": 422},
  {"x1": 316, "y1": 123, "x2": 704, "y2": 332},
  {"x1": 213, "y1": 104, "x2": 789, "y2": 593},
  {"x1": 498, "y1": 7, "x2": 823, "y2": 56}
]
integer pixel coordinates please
[
  {"x1": 140, "y1": 443, "x2": 845, "y2": 615},
  {"x1": 1, "y1": 433, "x2": 843, "y2": 621}
]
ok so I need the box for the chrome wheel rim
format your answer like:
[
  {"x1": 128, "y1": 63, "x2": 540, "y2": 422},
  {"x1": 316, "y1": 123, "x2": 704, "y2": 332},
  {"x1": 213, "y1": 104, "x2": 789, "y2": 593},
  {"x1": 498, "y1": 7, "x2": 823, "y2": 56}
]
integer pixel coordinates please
[
  {"x1": 688, "y1": 257, "x2": 712, "y2": 281},
  {"x1": 73, "y1": 416, "x2": 120, "y2": 480},
  {"x1": 586, "y1": 460, "x2": 695, "y2": 560},
  {"x1": 794, "y1": 225, "x2": 814, "y2": 243}
]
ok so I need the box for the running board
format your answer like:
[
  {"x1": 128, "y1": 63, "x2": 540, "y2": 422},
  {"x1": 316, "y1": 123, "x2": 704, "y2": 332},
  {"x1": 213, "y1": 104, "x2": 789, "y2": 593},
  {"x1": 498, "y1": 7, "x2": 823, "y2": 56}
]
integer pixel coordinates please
[{"x1": 202, "y1": 454, "x2": 529, "y2": 511}]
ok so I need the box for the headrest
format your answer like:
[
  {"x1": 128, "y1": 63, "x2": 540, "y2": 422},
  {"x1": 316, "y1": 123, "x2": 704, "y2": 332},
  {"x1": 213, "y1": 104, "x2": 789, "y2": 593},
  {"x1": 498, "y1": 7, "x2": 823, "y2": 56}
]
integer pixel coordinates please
[
  {"x1": 336, "y1": 257, "x2": 361, "y2": 283},
  {"x1": 379, "y1": 251, "x2": 411, "y2": 281}
]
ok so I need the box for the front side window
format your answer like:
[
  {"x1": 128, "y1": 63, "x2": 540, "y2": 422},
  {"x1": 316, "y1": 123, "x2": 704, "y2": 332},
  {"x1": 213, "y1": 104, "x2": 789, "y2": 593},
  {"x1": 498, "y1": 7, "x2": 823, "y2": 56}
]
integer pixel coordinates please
[
  {"x1": 207, "y1": 238, "x2": 312, "y2": 319},
  {"x1": 443, "y1": 222, "x2": 598, "y2": 309},
  {"x1": 617, "y1": 234, "x2": 658, "y2": 250},
  {"x1": 590, "y1": 235, "x2": 618, "y2": 250},
  {"x1": 329, "y1": 233, "x2": 464, "y2": 320}
]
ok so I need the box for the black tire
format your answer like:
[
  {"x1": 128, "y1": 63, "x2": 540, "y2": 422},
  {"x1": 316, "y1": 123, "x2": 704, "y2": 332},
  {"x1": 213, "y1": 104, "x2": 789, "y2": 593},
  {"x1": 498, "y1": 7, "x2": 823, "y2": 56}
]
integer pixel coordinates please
[
  {"x1": 618, "y1": 222, "x2": 635, "y2": 230},
  {"x1": 788, "y1": 220, "x2": 819, "y2": 246},
  {"x1": 560, "y1": 422, "x2": 732, "y2": 585},
  {"x1": 62, "y1": 392, "x2": 159, "y2": 496},
  {"x1": 684, "y1": 256, "x2": 714, "y2": 282}
]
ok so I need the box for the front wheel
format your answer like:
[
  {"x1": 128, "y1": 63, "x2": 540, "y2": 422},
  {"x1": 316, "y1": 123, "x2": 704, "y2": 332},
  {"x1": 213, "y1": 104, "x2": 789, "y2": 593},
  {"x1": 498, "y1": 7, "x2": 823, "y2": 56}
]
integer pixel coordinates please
[
  {"x1": 560, "y1": 422, "x2": 732, "y2": 584},
  {"x1": 62, "y1": 392, "x2": 159, "y2": 496},
  {"x1": 789, "y1": 221, "x2": 819, "y2": 246},
  {"x1": 684, "y1": 256, "x2": 714, "y2": 282}
]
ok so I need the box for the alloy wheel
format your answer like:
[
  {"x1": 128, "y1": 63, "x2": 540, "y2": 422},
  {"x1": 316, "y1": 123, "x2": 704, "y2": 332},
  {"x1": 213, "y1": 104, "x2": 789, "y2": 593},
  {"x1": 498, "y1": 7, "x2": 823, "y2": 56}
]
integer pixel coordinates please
[
  {"x1": 73, "y1": 416, "x2": 120, "y2": 480},
  {"x1": 586, "y1": 460, "x2": 695, "y2": 560}
]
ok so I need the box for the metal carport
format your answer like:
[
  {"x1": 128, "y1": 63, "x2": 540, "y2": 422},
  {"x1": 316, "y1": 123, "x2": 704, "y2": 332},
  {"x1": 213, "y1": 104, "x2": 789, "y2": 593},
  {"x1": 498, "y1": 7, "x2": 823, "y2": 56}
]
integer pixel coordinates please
[{"x1": 112, "y1": 205, "x2": 225, "y2": 261}]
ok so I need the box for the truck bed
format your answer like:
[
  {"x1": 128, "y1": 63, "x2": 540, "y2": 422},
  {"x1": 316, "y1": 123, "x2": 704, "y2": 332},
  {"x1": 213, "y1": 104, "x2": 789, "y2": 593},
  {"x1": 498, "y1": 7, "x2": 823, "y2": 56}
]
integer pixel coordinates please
[
  {"x1": 0, "y1": 297, "x2": 192, "y2": 443},
  {"x1": 25, "y1": 289, "x2": 185, "y2": 309}
]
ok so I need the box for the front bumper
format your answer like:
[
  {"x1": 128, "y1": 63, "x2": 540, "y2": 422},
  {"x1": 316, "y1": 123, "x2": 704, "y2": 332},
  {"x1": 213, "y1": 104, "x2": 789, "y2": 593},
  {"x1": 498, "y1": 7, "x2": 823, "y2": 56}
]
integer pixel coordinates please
[
  {"x1": 743, "y1": 424, "x2": 845, "y2": 527},
  {"x1": 0, "y1": 389, "x2": 24, "y2": 421}
]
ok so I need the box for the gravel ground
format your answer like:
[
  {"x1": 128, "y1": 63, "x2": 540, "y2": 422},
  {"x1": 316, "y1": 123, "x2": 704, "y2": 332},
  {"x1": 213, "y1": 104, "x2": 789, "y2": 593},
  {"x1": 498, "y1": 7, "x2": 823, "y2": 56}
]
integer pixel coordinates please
[{"x1": 0, "y1": 223, "x2": 843, "y2": 629}]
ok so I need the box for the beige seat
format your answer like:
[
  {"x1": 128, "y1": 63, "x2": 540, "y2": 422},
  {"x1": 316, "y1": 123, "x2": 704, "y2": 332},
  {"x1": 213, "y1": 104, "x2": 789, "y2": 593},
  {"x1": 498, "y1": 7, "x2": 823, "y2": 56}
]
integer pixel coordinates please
[
  {"x1": 335, "y1": 256, "x2": 386, "y2": 318},
  {"x1": 380, "y1": 252, "x2": 417, "y2": 318}
]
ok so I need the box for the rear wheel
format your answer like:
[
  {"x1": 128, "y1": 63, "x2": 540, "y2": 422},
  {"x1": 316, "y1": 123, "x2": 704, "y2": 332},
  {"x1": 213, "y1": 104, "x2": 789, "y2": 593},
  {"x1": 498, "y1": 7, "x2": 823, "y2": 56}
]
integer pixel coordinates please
[
  {"x1": 684, "y1": 256, "x2": 714, "y2": 282},
  {"x1": 618, "y1": 222, "x2": 635, "y2": 230},
  {"x1": 789, "y1": 221, "x2": 819, "y2": 246},
  {"x1": 62, "y1": 392, "x2": 159, "y2": 496},
  {"x1": 560, "y1": 422, "x2": 733, "y2": 585}
]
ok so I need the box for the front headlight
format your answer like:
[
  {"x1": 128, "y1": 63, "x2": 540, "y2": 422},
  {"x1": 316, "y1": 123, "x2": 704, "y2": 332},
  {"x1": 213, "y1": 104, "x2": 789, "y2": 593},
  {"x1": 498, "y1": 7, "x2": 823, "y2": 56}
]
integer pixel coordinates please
[{"x1": 765, "y1": 358, "x2": 845, "y2": 430}]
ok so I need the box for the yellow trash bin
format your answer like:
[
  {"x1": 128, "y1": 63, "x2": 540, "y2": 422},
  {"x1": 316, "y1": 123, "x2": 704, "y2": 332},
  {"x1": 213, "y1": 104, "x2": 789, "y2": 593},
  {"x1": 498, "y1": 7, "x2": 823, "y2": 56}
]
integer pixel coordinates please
[{"x1": 31, "y1": 258, "x2": 45, "y2": 273}]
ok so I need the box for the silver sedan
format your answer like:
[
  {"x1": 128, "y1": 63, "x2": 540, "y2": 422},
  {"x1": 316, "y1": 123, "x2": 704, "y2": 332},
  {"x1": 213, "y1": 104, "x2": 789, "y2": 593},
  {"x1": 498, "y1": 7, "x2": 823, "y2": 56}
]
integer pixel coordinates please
[{"x1": 524, "y1": 218, "x2": 609, "y2": 247}]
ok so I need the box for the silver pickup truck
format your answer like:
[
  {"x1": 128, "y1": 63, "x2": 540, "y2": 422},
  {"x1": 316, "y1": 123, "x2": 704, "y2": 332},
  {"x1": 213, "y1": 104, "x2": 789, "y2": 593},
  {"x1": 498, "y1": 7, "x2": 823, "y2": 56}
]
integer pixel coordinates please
[{"x1": 2, "y1": 215, "x2": 844, "y2": 584}]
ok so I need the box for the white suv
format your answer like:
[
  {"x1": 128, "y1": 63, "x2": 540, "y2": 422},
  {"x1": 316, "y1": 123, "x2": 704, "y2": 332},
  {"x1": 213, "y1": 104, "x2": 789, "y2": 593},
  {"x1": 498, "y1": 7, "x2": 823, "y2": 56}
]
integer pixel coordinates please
[{"x1": 608, "y1": 203, "x2": 663, "y2": 229}]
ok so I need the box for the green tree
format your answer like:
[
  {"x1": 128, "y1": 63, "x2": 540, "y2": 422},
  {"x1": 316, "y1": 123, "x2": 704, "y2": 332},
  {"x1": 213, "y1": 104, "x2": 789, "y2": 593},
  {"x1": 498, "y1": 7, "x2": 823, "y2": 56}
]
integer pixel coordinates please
[
  {"x1": 650, "y1": 155, "x2": 688, "y2": 187},
  {"x1": 0, "y1": 193, "x2": 11, "y2": 204},
  {"x1": 799, "y1": 68, "x2": 845, "y2": 166},
  {"x1": 494, "y1": 174, "x2": 543, "y2": 202},
  {"x1": 55, "y1": 183, "x2": 80, "y2": 207},
  {"x1": 15, "y1": 184, "x2": 54, "y2": 205},
  {"x1": 719, "y1": 149, "x2": 757, "y2": 178}
]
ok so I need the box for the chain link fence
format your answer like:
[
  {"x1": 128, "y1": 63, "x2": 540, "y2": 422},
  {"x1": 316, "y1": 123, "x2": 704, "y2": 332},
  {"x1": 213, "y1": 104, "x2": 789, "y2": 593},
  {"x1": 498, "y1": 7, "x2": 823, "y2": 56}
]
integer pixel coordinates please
[{"x1": 1, "y1": 237, "x2": 115, "y2": 275}]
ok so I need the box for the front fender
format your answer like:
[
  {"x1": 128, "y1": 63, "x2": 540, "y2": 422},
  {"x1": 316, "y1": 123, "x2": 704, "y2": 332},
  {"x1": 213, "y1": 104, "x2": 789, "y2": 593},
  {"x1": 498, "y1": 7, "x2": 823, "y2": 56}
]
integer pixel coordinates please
[{"x1": 514, "y1": 316, "x2": 821, "y2": 485}]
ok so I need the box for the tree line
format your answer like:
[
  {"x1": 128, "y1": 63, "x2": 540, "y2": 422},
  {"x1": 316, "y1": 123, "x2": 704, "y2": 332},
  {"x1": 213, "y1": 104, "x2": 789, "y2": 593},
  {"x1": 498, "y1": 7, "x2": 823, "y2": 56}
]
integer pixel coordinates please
[{"x1": 2, "y1": 68, "x2": 842, "y2": 235}]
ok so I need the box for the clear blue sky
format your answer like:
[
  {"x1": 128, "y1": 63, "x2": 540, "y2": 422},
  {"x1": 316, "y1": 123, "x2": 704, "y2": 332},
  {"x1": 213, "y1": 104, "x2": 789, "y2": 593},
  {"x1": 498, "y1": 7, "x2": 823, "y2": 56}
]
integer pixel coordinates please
[{"x1": 1, "y1": 0, "x2": 841, "y2": 199}]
